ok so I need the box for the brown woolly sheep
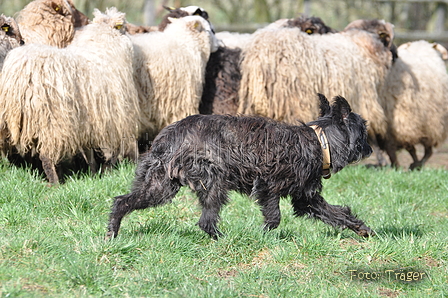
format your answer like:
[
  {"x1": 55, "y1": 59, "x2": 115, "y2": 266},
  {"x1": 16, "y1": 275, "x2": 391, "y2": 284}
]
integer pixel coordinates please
[
  {"x1": 131, "y1": 15, "x2": 219, "y2": 140},
  {"x1": 0, "y1": 15, "x2": 24, "y2": 70},
  {"x1": 16, "y1": 0, "x2": 89, "y2": 48},
  {"x1": 0, "y1": 7, "x2": 140, "y2": 184},
  {"x1": 238, "y1": 19, "x2": 393, "y2": 143},
  {"x1": 381, "y1": 40, "x2": 448, "y2": 169}
]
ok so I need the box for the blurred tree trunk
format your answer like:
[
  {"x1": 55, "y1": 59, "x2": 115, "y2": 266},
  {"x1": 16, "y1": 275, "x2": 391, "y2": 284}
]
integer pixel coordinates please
[
  {"x1": 435, "y1": 2, "x2": 446, "y2": 33},
  {"x1": 143, "y1": 0, "x2": 156, "y2": 25}
]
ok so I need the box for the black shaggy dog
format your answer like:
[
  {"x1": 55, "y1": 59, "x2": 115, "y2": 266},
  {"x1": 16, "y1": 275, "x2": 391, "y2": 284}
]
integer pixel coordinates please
[{"x1": 107, "y1": 94, "x2": 374, "y2": 239}]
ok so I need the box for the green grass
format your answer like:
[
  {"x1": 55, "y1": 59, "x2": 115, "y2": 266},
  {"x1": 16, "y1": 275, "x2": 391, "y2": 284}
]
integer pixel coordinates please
[{"x1": 0, "y1": 159, "x2": 447, "y2": 297}]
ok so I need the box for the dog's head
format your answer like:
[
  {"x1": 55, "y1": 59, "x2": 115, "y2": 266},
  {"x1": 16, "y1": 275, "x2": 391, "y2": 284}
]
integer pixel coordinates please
[{"x1": 308, "y1": 94, "x2": 372, "y2": 173}]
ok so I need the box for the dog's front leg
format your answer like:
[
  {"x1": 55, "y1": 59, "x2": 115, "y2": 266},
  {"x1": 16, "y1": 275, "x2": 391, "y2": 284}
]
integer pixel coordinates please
[
  {"x1": 196, "y1": 187, "x2": 228, "y2": 240},
  {"x1": 292, "y1": 194, "x2": 374, "y2": 237},
  {"x1": 257, "y1": 195, "x2": 281, "y2": 231}
]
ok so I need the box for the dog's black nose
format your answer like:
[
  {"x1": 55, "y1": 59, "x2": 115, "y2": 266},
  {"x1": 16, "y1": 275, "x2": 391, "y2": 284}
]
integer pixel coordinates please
[{"x1": 363, "y1": 143, "x2": 373, "y2": 157}]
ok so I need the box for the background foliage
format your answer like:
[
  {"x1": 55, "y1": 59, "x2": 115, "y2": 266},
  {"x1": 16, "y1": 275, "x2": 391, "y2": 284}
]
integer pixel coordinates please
[{"x1": 1, "y1": 0, "x2": 447, "y2": 33}]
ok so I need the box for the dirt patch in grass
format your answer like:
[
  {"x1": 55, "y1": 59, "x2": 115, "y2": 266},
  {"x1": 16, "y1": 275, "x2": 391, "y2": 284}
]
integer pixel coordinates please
[{"x1": 378, "y1": 287, "x2": 400, "y2": 297}]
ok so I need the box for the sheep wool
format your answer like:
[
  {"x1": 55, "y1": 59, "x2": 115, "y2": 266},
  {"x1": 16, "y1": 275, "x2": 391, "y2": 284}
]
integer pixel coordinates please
[
  {"x1": 0, "y1": 7, "x2": 140, "y2": 183},
  {"x1": 16, "y1": 0, "x2": 89, "y2": 48},
  {"x1": 238, "y1": 22, "x2": 392, "y2": 139},
  {"x1": 382, "y1": 40, "x2": 448, "y2": 167},
  {"x1": 131, "y1": 16, "x2": 219, "y2": 138}
]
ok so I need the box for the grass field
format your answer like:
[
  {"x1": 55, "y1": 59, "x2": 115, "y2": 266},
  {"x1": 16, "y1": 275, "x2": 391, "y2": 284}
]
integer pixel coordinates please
[{"x1": 0, "y1": 159, "x2": 447, "y2": 297}]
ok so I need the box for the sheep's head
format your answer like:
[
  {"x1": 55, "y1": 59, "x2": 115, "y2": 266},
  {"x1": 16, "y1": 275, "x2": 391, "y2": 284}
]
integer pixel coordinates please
[
  {"x1": 344, "y1": 19, "x2": 394, "y2": 49},
  {"x1": 66, "y1": 0, "x2": 89, "y2": 27},
  {"x1": 287, "y1": 15, "x2": 337, "y2": 34},
  {"x1": 167, "y1": 16, "x2": 219, "y2": 53},
  {"x1": 159, "y1": 7, "x2": 190, "y2": 31},
  {"x1": 19, "y1": 0, "x2": 87, "y2": 28},
  {"x1": 160, "y1": 5, "x2": 215, "y2": 33},
  {"x1": 344, "y1": 19, "x2": 397, "y2": 62},
  {"x1": 93, "y1": 7, "x2": 127, "y2": 35},
  {"x1": 0, "y1": 15, "x2": 24, "y2": 46},
  {"x1": 17, "y1": 0, "x2": 89, "y2": 47}
]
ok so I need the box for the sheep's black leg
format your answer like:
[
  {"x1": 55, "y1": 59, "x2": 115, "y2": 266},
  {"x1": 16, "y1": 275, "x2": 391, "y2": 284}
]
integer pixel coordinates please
[
  {"x1": 40, "y1": 155, "x2": 59, "y2": 185},
  {"x1": 406, "y1": 145, "x2": 419, "y2": 169},
  {"x1": 384, "y1": 140, "x2": 399, "y2": 168},
  {"x1": 106, "y1": 173, "x2": 181, "y2": 239},
  {"x1": 410, "y1": 145, "x2": 432, "y2": 170},
  {"x1": 420, "y1": 145, "x2": 433, "y2": 165},
  {"x1": 81, "y1": 148, "x2": 99, "y2": 175},
  {"x1": 369, "y1": 135, "x2": 388, "y2": 167},
  {"x1": 292, "y1": 194, "x2": 374, "y2": 237}
]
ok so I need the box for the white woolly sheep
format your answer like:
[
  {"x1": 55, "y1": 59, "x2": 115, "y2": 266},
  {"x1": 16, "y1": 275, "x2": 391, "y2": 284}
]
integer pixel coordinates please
[
  {"x1": 16, "y1": 0, "x2": 89, "y2": 48},
  {"x1": 0, "y1": 7, "x2": 140, "y2": 184},
  {"x1": 131, "y1": 15, "x2": 219, "y2": 139},
  {"x1": 0, "y1": 15, "x2": 24, "y2": 71},
  {"x1": 237, "y1": 19, "x2": 393, "y2": 143},
  {"x1": 381, "y1": 40, "x2": 448, "y2": 169}
]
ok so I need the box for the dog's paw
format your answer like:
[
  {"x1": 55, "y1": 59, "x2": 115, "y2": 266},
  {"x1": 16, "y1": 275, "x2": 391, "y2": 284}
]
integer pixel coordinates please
[
  {"x1": 356, "y1": 225, "x2": 375, "y2": 237},
  {"x1": 105, "y1": 231, "x2": 116, "y2": 241}
]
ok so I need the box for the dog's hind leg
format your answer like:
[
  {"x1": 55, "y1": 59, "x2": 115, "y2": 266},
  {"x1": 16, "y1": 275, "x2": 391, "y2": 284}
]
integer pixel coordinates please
[
  {"x1": 107, "y1": 174, "x2": 181, "y2": 239},
  {"x1": 292, "y1": 194, "x2": 374, "y2": 237}
]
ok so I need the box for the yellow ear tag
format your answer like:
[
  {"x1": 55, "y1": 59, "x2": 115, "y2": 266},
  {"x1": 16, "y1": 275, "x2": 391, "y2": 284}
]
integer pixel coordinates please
[{"x1": 1, "y1": 25, "x2": 9, "y2": 32}]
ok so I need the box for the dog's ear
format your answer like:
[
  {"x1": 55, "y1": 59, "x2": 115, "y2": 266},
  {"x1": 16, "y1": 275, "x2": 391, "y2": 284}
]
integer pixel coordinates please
[
  {"x1": 317, "y1": 93, "x2": 331, "y2": 117},
  {"x1": 331, "y1": 95, "x2": 352, "y2": 121}
]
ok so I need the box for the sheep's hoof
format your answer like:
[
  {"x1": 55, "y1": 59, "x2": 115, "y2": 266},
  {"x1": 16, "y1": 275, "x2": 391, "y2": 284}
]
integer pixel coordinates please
[{"x1": 409, "y1": 162, "x2": 423, "y2": 171}]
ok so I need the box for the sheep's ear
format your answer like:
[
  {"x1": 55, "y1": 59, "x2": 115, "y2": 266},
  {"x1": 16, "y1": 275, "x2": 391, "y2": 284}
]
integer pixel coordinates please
[
  {"x1": 163, "y1": 5, "x2": 176, "y2": 13},
  {"x1": 317, "y1": 93, "x2": 331, "y2": 117},
  {"x1": 167, "y1": 17, "x2": 178, "y2": 24},
  {"x1": 331, "y1": 95, "x2": 352, "y2": 121},
  {"x1": 191, "y1": 20, "x2": 203, "y2": 31},
  {"x1": 433, "y1": 43, "x2": 448, "y2": 60}
]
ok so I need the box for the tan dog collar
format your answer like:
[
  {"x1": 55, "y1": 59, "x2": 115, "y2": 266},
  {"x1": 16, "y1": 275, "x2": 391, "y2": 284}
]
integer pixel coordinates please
[{"x1": 309, "y1": 125, "x2": 331, "y2": 179}]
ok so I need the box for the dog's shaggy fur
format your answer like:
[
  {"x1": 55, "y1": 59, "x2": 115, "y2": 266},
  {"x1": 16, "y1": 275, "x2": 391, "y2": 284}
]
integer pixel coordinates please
[{"x1": 107, "y1": 94, "x2": 373, "y2": 239}]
